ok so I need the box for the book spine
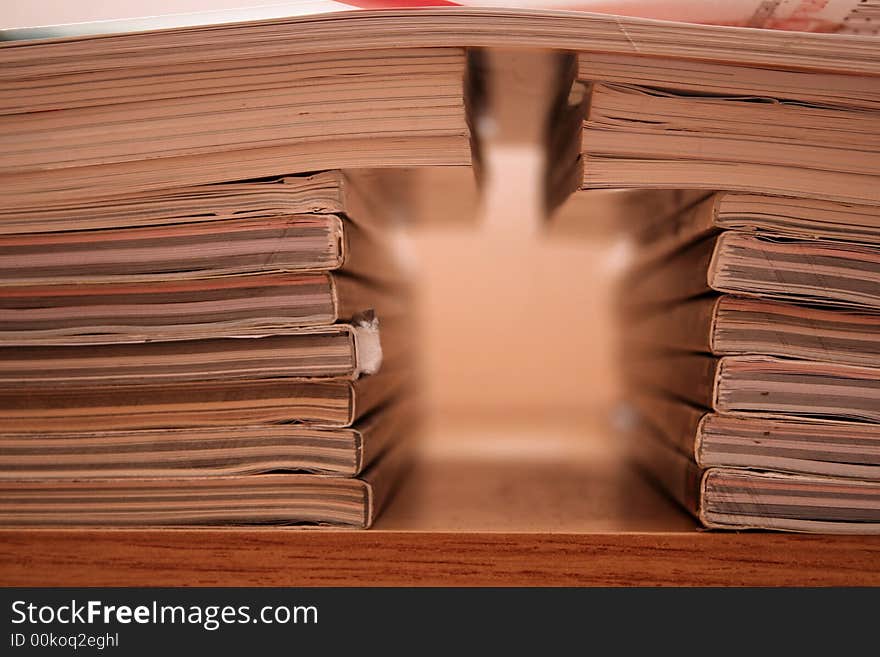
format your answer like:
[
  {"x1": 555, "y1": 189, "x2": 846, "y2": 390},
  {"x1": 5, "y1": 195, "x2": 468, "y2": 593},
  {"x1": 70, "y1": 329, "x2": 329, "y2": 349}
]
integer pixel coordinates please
[
  {"x1": 338, "y1": 217, "x2": 406, "y2": 289},
  {"x1": 633, "y1": 194, "x2": 721, "y2": 263},
  {"x1": 546, "y1": 67, "x2": 588, "y2": 213},
  {"x1": 622, "y1": 235, "x2": 718, "y2": 311},
  {"x1": 355, "y1": 397, "x2": 416, "y2": 475},
  {"x1": 361, "y1": 438, "x2": 413, "y2": 529},
  {"x1": 348, "y1": 365, "x2": 404, "y2": 429},
  {"x1": 623, "y1": 352, "x2": 721, "y2": 410},
  {"x1": 628, "y1": 391, "x2": 706, "y2": 461},
  {"x1": 625, "y1": 295, "x2": 718, "y2": 353},
  {"x1": 339, "y1": 170, "x2": 393, "y2": 232},
  {"x1": 627, "y1": 421, "x2": 703, "y2": 521}
]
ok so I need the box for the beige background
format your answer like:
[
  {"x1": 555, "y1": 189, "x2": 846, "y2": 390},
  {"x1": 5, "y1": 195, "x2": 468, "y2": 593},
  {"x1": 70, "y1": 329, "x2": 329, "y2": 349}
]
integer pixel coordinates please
[{"x1": 409, "y1": 208, "x2": 621, "y2": 417}]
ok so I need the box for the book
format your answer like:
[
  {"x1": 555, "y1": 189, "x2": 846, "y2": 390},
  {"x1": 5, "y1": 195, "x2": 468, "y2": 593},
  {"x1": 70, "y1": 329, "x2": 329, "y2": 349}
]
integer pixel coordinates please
[
  {"x1": 632, "y1": 193, "x2": 880, "y2": 260},
  {"x1": 2, "y1": 2, "x2": 868, "y2": 38},
  {"x1": 581, "y1": 82, "x2": 880, "y2": 204},
  {"x1": 580, "y1": 51, "x2": 880, "y2": 112},
  {"x1": 630, "y1": 390, "x2": 880, "y2": 480},
  {"x1": 624, "y1": 231, "x2": 880, "y2": 310},
  {"x1": 627, "y1": 295, "x2": 880, "y2": 368},
  {"x1": 629, "y1": 421, "x2": 880, "y2": 534},
  {"x1": 0, "y1": 169, "x2": 408, "y2": 347},
  {"x1": 0, "y1": 174, "x2": 401, "y2": 286},
  {"x1": 0, "y1": 170, "x2": 379, "y2": 235},
  {"x1": 0, "y1": 320, "x2": 387, "y2": 385},
  {"x1": 625, "y1": 352, "x2": 880, "y2": 423},
  {"x1": 0, "y1": 439, "x2": 410, "y2": 528},
  {"x1": 0, "y1": 215, "x2": 347, "y2": 284},
  {"x1": 0, "y1": 398, "x2": 411, "y2": 480},
  {"x1": 0, "y1": 273, "x2": 395, "y2": 344},
  {"x1": 0, "y1": 353, "x2": 402, "y2": 432},
  {"x1": 0, "y1": 44, "x2": 470, "y2": 208}
]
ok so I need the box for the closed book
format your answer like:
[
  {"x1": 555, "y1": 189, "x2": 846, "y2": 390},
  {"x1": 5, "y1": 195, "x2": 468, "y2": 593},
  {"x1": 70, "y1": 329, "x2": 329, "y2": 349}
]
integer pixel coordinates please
[
  {"x1": 624, "y1": 352, "x2": 880, "y2": 423},
  {"x1": 0, "y1": 215, "x2": 345, "y2": 284},
  {"x1": 627, "y1": 294, "x2": 880, "y2": 368},
  {"x1": 0, "y1": 172, "x2": 402, "y2": 286},
  {"x1": 628, "y1": 421, "x2": 880, "y2": 534},
  {"x1": 0, "y1": 437, "x2": 411, "y2": 528},
  {"x1": 579, "y1": 51, "x2": 880, "y2": 112},
  {"x1": 0, "y1": 397, "x2": 413, "y2": 480},
  {"x1": 582, "y1": 82, "x2": 880, "y2": 205},
  {"x1": 0, "y1": 273, "x2": 400, "y2": 345},
  {"x1": 630, "y1": 390, "x2": 880, "y2": 480},
  {"x1": 633, "y1": 193, "x2": 880, "y2": 261},
  {"x1": 0, "y1": 320, "x2": 387, "y2": 386},
  {"x1": 0, "y1": 365, "x2": 402, "y2": 431},
  {"x1": 624, "y1": 231, "x2": 880, "y2": 311},
  {"x1": 0, "y1": 171, "x2": 369, "y2": 234}
]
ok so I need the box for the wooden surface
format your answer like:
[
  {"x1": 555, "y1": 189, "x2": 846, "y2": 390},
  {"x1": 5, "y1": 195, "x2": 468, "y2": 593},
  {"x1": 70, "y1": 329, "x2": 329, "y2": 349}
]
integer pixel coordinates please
[
  {"x1": 3, "y1": 528, "x2": 879, "y2": 587},
  {"x1": 1, "y1": 418, "x2": 879, "y2": 586}
]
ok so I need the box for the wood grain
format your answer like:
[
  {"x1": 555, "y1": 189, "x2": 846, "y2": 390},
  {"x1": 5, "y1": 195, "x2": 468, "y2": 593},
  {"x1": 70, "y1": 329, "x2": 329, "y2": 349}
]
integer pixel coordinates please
[{"x1": 1, "y1": 529, "x2": 878, "y2": 586}]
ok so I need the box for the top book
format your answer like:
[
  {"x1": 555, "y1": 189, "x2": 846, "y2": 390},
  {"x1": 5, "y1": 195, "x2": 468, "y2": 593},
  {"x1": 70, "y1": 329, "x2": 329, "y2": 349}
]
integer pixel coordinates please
[{"x1": 2, "y1": 2, "x2": 873, "y2": 38}]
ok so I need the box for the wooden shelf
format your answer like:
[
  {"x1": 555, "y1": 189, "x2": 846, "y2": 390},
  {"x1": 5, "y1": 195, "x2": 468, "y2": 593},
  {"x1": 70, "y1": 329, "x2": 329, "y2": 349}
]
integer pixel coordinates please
[{"x1": 1, "y1": 418, "x2": 878, "y2": 586}]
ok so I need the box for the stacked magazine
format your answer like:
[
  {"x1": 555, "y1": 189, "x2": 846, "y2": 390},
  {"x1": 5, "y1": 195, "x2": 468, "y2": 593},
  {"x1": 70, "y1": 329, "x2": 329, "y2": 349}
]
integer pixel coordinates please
[
  {"x1": 621, "y1": 192, "x2": 880, "y2": 533},
  {"x1": 0, "y1": 171, "x2": 412, "y2": 528}
]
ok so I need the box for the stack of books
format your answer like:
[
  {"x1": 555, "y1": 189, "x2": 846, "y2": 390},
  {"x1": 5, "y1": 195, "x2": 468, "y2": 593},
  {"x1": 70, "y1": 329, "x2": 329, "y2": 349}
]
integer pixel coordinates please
[
  {"x1": 579, "y1": 58, "x2": 880, "y2": 205},
  {"x1": 0, "y1": 171, "x2": 411, "y2": 528},
  {"x1": 0, "y1": 37, "x2": 470, "y2": 211},
  {"x1": 621, "y1": 192, "x2": 880, "y2": 533}
]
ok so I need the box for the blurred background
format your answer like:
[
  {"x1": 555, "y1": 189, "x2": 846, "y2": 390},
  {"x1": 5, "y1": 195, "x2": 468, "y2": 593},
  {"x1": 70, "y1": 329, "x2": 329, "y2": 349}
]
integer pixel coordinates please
[
  {"x1": 370, "y1": 165, "x2": 673, "y2": 530},
  {"x1": 403, "y1": 167, "x2": 622, "y2": 424}
]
